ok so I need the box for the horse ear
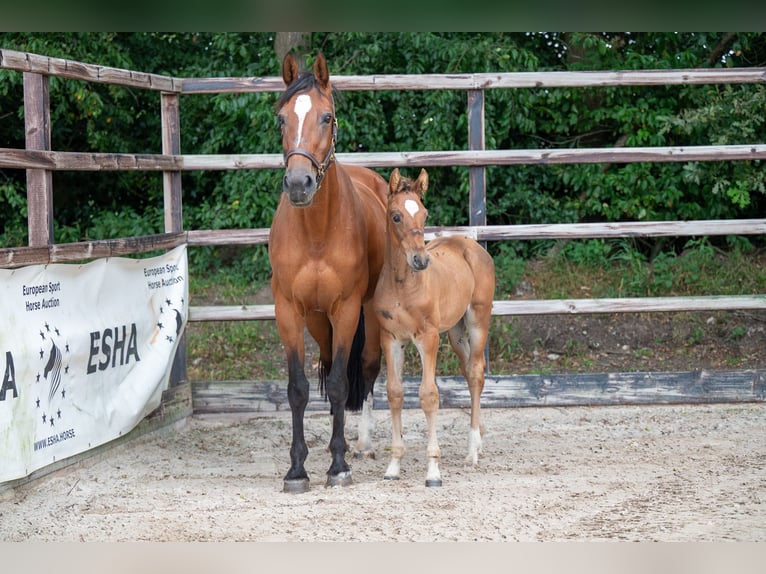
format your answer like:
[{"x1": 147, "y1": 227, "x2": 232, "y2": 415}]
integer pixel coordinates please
[
  {"x1": 415, "y1": 168, "x2": 429, "y2": 196},
  {"x1": 282, "y1": 53, "x2": 299, "y2": 87},
  {"x1": 314, "y1": 53, "x2": 330, "y2": 89},
  {"x1": 389, "y1": 168, "x2": 401, "y2": 196}
]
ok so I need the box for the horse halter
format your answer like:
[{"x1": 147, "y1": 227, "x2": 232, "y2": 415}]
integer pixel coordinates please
[{"x1": 282, "y1": 96, "x2": 338, "y2": 189}]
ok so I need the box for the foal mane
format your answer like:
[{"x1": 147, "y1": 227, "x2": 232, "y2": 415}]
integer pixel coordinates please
[{"x1": 391, "y1": 176, "x2": 418, "y2": 196}]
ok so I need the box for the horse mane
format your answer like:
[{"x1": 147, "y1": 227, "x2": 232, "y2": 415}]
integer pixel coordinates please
[{"x1": 274, "y1": 72, "x2": 339, "y2": 111}]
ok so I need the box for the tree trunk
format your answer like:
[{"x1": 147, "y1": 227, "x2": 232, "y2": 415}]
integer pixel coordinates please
[{"x1": 274, "y1": 32, "x2": 312, "y2": 73}]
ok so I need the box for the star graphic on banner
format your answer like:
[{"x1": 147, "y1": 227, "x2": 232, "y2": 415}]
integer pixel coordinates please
[
  {"x1": 156, "y1": 297, "x2": 185, "y2": 345},
  {"x1": 35, "y1": 322, "x2": 70, "y2": 427}
]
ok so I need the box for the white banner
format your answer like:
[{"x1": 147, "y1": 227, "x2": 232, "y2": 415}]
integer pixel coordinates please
[{"x1": 0, "y1": 245, "x2": 188, "y2": 483}]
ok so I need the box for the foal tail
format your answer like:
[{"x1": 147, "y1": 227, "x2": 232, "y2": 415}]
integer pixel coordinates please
[{"x1": 317, "y1": 307, "x2": 367, "y2": 412}]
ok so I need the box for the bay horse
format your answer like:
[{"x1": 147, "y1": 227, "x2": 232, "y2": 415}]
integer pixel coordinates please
[
  {"x1": 373, "y1": 168, "x2": 496, "y2": 486},
  {"x1": 269, "y1": 53, "x2": 387, "y2": 493}
]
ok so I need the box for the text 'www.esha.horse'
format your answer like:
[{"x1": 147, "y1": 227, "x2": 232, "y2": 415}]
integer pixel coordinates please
[
  {"x1": 269, "y1": 53, "x2": 388, "y2": 493},
  {"x1": 373, "y1": 168, "x2": 496, "y2": 486}
]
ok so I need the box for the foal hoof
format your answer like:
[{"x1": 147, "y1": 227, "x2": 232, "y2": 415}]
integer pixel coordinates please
[
  {"x1": 425, "y1": 478, "x2": 443, "y2": 488},
  {"x1": 353, "y1": 449, "x2": 376, "y2": 460},
  {"x1": 383, "y1": 475, "x2": 400, "y2": 481},
  {"x1": 325, "y1": 470, "x2": 353, "y2": 488},
  {"x1": 283, "y1": 478, "x2": 310, "y2": 494}
]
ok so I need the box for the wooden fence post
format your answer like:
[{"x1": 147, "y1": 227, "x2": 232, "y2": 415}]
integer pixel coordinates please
[
  {"x1": 161, "y1": 92, "x2": 187, "y2": 387},
  {"x1": 467, "y1": 89, "x2": 486, "y2": 228},
  {"x1": 24, "y1": 72, "x2": 53, "y2": 248},
  {"x1": 467, "y1": 89, "x2": 491, "y2": 373}
]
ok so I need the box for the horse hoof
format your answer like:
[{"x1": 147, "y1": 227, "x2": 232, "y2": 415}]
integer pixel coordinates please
[
  {"x1": 353, "y1": 450, "x2": 376, "y2": 460},
  {"x1": 425, "y1": 478, "x2": 443, "y2": 487},
  {"x1": 283, "y1": 478, "x2": 310, "y2": 494},
  {"x1": 383, "y1": 475, "x2": 400, "y2": 481},
  {"x1": 325, "y1": 471, "x2": 352, "y2": 488}
]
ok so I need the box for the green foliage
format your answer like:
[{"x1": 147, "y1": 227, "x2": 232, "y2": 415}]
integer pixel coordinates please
[{"x1": 2, "y1": 32, "x2": 766, "y2": 282}]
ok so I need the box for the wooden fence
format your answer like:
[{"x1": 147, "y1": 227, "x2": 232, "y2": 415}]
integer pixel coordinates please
[{"x1": 2, "y1": 48, "x2": 765, "y2": 411}]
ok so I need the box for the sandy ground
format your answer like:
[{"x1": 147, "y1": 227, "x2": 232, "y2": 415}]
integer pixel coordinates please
[{"x1": 1, "y1": 402, "x2": 764, "y2": 542}]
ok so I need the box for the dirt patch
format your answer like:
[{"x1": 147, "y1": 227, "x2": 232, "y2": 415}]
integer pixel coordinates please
[
  {"x1": 1, "y1": 402, "x2": 764, "y2": 541},
  {"x1": 489, "y1": 309, "x2": 766, "y2": 375}
]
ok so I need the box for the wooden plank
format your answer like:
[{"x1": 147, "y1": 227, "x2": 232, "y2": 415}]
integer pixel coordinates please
[
  {"x1": 332, "y1": 146, "x2": 766, "y2": 168},
  {"x1": 186, "y1": 219, "x2": 766, "y2": 248},
  {"x1": 427, "y1": 219, "x2": 766, "y2": 241},
  {"x1": 0, "y1": 382, "x2": 193, "y2": 494},
  {"x1": 161, "y1": 93, "x2": 183, "y2": 233},
  {"x1": 3, "y1": 49, "x2": 765, "y2": 96},
  {"x1": 24, "y1": 72, "x2": 53, "y2": 248},
  {"x1": 189, "y1": 305, "x2": 276, "y2": 321},
  {"x1": 186, "y1": 228, "x2": 270, "y2": 245},
  {"x1": 5, "y1": 217, "x2": 762, "y2": 268},
  {"x1": 491, "y1": 295, "x2": 766, "y2": 315},
  {"x1": 0, "y1": 148, "x2": 182, "y2": 171},
  {"x1": 0, "y1": 232, "x2": 187, "y2": 268},
  {"x1": 5, "y1": 145, "x2": 766, "y2": 173},
  {"x1": 187, "y1": 295, "x2": 766, "y2": 323},
  {"x1": 161, "y1": 92, "x2": 187, "y2": 388},
  {"x1": 181, "y1": 145, "x2": 766, "y2": 170},
  {"x1": 179, "y1": 153, "x2": 284, "y2": 170},
  {"x1": 180, "y1": 68, "x2": 766, "y2": 94},
  {"x1": 467, "y1": 89, "x2": 486, "y2": 227},
  {"x1": 0, "y1": 49, "x2": 180, "y2": 92},
  {"x1": 181, "y1": 76, "x2": 285, "y2": 93},
  {"x1": 190, "y1": 370, "x2": 766, "y2": 413}
]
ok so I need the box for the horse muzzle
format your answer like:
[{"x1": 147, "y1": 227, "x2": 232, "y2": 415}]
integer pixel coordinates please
[
  {"x1": 408, "y1": 252, "x2": 430, "y2": 271},
  {"x1": 283, "y1": 167, "x2": 319, "y2": 207}
]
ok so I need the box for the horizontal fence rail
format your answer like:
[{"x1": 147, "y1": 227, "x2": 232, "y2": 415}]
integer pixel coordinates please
[
  {"x1": 5, "y1": 48, "x2": 765, "y2": 92},
  {"x1": 3, "y1": 219, "x2": 765, "y2": 268},
  {"x1": 1, "y1": 49, "x2": 764, "y2": 341},
  {"x1": 4, "y1": 145, "x2": 766, "y2": 172}
]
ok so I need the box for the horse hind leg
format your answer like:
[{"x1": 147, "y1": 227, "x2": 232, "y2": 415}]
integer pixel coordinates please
[
  {"x1": 353, "y1": 302, "x2": 381, "y2": 459},
  {"x1": 448, "y1": 316, "x2": 485, "y2": 469}
]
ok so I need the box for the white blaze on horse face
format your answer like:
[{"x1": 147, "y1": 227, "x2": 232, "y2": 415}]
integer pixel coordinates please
[
  {"x1": 404, "y1": 199, "x2": 420, "y2": 217},
  {"x1": 292, "y1": 94, "x2": 312, "y2": 147}
]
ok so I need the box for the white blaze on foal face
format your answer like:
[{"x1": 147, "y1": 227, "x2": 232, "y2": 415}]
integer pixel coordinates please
[
  {"x1": 292, "y1": 94, "x2": 312, "y2": 147},
  {"x1": 404, "y1": 199, "x2": 420, "y2": 218}
]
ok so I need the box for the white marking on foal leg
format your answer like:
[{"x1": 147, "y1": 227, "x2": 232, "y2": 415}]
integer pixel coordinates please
[
  {"x1": 404, "y1": 199, "x2": 420, "y2": 217},
  {"x1": 293, "y1": 94, "x2": 312, "y2": 147},
  {"x1": 353, "y1": 397, "x2": 376, "y2": 458},
  {"x1": 466, "y1": 427, "x2": 483, "y2": 468},
  {"x1": 385, "y1": 457, "x2": 402, "y2": 480},
  {"x1": 425, "y1": 458, "x2": 442, "y2": 487}
]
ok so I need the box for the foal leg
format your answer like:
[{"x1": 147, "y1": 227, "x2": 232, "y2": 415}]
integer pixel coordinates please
[
  {"x1": 416, "y1": 332, "x2": 442, "y2": 487},
  {"x1": 382, "y1": 333, "x2": 406, "y2": 480},
  {"x1": 448, "y1": 318, "x2": 484, "y2": 468}
]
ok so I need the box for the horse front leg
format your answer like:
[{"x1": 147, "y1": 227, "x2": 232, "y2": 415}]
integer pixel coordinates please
[
  {"x1": 416, "y1": 331, "x2": 442, "y2": 487},
  {"x1": 382, "y1": 333, "x2": 405, "y2": 480},
  {"x1": 324, "y1": 307, "x2": 363, "y2": 487},
  {"x1": 275, "y1": 299, "x2": 311, "y2": 494}
]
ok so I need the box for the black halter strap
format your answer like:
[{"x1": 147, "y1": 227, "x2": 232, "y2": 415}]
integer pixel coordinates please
[{"x1": 283, "y1": 98, "x2": 338, "y2": 189}]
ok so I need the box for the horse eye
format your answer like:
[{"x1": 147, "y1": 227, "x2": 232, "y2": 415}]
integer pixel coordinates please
[
  {"x1": 392, "y1": 214, "x2": 401, "y2": 224},
  {"x1": 322, "y1": 113, "x2": 333, "y2": 125},
  {"x1": 277, "y1": 115, "x2": 286, "y2": 129}
]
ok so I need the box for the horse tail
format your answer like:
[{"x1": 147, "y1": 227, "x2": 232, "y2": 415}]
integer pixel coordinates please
[{"x1": 345, "y1": 307, "x2": 367, "y2": 411}]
